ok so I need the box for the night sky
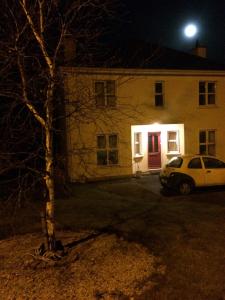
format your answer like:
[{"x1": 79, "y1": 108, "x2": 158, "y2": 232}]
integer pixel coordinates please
[{"x1": 119, "y1": 0, "x2": 225, "y2": 63}]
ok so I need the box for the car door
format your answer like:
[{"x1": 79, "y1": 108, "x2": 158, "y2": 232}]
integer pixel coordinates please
[
  {"x1": 202, "y1": 157, "x2": 225, "y2": 186},
  {"x1": 187, "y1": 157, "x2": 205, "y2": 186}
]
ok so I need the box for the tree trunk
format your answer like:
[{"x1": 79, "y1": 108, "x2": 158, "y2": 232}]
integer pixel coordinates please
[{"x1": 44, "y1": 82, "x2": 56, "y2": 251}]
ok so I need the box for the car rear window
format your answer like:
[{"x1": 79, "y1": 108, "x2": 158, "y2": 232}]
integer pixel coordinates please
[{"x1": 167, "y1": 157, "x2": 183, "y2": 168}]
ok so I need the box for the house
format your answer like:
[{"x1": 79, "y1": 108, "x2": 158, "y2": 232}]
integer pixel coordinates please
[{"x1": 60, "y1": 41, "x2": 225, "y2": 182}]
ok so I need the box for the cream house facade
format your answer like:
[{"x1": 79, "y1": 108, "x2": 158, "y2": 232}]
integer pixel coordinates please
[{"x1": 61, "y1": 48, "x2": 225, "y2": 182}]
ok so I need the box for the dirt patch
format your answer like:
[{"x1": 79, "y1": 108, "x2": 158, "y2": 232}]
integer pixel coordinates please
[{"x1": 0, "y1": 231, "x2": 165, "y2": 300}]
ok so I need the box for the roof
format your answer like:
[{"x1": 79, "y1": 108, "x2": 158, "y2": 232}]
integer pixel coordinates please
[{"x1": 72, "y1": 40, "x2": 225, "y2": 71}]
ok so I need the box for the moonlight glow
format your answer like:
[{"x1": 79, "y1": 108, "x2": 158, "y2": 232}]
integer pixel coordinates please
[{"x1": 184, "y1": 24, "x2": 197, "y2": 38}]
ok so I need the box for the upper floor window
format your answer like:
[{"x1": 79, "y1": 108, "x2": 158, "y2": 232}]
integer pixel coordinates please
[
  {"x1": 155, "y1": 81, "x2": 164, "y2": 107},
  {"x1": 134, "y1": 132, "x2": 142, "y2": 155},
  {"x1": 95, "y1": 80, "x2": 116, "y2": 107},
  {"x1": 199, "y1": 130, "x2": 215, "y2": 155},
  {"x1": 97, "y1": 134, "x2": 118, "y2": 165},
  {"x1": 199, "y1": 81, "x2": 216, "y2": 106},
  {"x1": 167, "y1": 131, "x2": 179, "y2": 153}
]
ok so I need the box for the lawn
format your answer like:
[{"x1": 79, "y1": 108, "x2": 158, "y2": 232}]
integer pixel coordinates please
[{"x1": 0, "y1": 176, "x2": 225, "y2": 299}]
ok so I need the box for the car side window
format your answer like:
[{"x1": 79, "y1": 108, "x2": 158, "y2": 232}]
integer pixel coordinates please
[
  {"x1": 203, "y1": 157, "x2": 225, "y2": 169},
  {"x1": 188, "y1": 158, "x2": 202, "y2": 169}
]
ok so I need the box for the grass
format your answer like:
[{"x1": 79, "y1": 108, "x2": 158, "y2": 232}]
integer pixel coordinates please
[{"x1": 1, "y1": 175, "x2": 225, "y2": 299}]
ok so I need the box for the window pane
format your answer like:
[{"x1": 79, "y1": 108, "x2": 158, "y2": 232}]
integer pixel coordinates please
[
  {"x1": 107, "y1": 95, "x2": 116, "y2": 107},
  {"x1": 106, "y1": 81, "x2": 115, "y2": 95},
  {"x1": 97, "y1": 150, "x2": 107, "y2": 165},
  {"x1": 208, "y1": 144, "x2": 215, "y2": 156},
  {"x1": 108, "y1": 150, "x2": 118, "y2": 164},
  {"x1": 203, "y1": 157, "x2": 221, "y2": 168},
  {"x1": 199, "y1": 145, "x2": 206, "y2": 154},
  {"x1": 188, "y1": 158, "x2": 202, "y2": 169},
  {"x1": 168, "y1": 131, "x2": 176, "y2": 140},
  {"x1": 96, "y1": 95, "x2": 105, "y2": 106},
  {"x1": 154, "y1": 135, "x2": 159, "y2": 152},
  {"x1": 168, "y1": 157, "x2": 183, "y2": 168},
  {"x1": 155, "y1": 82, "x2": 162, "y2": 93},
  {"x1": 199, "y1": 94, "x2": 205, "y2": 105},
  {"x1": 199, "y1": 131, "x2": 206, "y2": 143},
  {"x1": 208, "y1": 82, "x2": 215, "y2": 93},
  {"x1": 135, "y1": 144, "x2": 141, "y2": 154},
  {"x1": 208, "y1": 131, "x2": 215, "y2": 143},
  {"x1": 109, "y1": 134, "x2": 117, "y2": 148},
  {"x1": 199, "y1": 82, "x2": 205, "y2": 93},
  {"x1": 148, "y1": 135, "x2": 153, "y2": 153},
  {"x1": 208, "y1": 94, "x2": 215, "y2": 104},
  {"x1": 97, "y1": 135, "x2": 106, "y2": 148},
  {"x1": 135, "y1": 132, "x2": 141, "y2": 143},
  {"x1": 95, "y1": 82, "x2": 104, "y2": 94},
  {"x1": 155, "y1": 95, "x2": 163, "y2": 106},
  {"x1": 168, "y1": 142, "x2": 177, "y2": 152}
]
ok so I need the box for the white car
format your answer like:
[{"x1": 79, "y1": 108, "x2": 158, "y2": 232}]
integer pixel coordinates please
[{"x1": 159, "y1": 155, "x2": 225, "y2": 195}]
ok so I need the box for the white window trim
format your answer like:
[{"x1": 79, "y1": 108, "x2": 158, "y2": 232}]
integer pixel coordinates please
[{"x1": 199, "y1": 129, "x2": 216, "y2": 156}]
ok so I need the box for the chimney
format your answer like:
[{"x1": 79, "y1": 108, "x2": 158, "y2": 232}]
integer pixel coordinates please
[
  {"x1": 62, "y1": 33, "x2": 76, "y2": 63},
  {"x1": 191, "y1": 40, "x2": 207, "y2": 58}
]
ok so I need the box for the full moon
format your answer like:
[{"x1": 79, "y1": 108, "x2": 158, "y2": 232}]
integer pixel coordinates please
[{"x1": 184, "y1": 24, "x2": 197, "y2": 38}]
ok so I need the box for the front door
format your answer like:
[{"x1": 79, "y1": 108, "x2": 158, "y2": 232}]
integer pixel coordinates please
[{"x1": 148, "y1": 132, "x2": 161, "y2": 169}]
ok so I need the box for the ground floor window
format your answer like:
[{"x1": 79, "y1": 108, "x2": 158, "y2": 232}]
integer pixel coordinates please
[
  {"x1": 134, "y1": 132, "x2": 142, "y2": 155},
  {"x1": 97, "y1": 134, "x2": 118, "y2": 165},
  {"x1": 199, "y1": 130, "x2": 215, "y2": 155},
  {"x1": 167, "y1": 131, "x2": 179, "y2": 153}
]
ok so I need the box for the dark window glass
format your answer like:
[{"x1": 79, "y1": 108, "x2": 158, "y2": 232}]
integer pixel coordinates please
[
  {"x1": 106, "y1": 81, "x2": 115, "y2": 94},
  {"x1": 188, "y1": 158, "x2": 202, "y2": 169},
  {"x1": 167, "y1": 157, "x2": 183, "y2": 168},
  {"x1": 97, "y1": 150, "x2": 107, "y2": 165},
  {"x1": 109, "y1": 135, "x2": 117, "y2": 148},
  {"x1": 154, "y1": 135, "x2": 159, "y2": 152},
  {"x1": 208, "y1": 82, "x2": 215, "y2": 93},
  {"x1": 199, "y1": 94, "x2": 205, "y2": 105},
  {"x1": 208, "y1": 94, "x2": 215, "y2": 104},
  {"x1": 108, "y1": 150, "x2": 118, "y2": 164},
  {"x1": 148, "y1": 135, "x2": 153, "y2": 153},
  {"x1": 155, "y1": 95, "x2": 163, "y2": 106},
  {"x1": 199, "y1": 131, "x2": 206, "y2": 143},
  {"x1": 155, "y1": 82, "x2": 162, "y2": 93},
  {"x1": 97, "y1": 135, "x2": 106, "y2": 148},
  {"x1": 203, "y1": 157, "x2": 225, "y2": 169},
  {"x1": 199, "y1": 145, "x2": 206, "y2": 154},
  {"x1": 199, "y1": 82, "x2": 205, "y2": 93},
  {"x1": 107, "y1": 95, "x2": 116, "y2": 107}
]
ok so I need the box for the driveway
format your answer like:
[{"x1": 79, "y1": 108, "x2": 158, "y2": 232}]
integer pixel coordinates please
[{"x1": 56, "y1": 174, "x2": 225, "y2": 299}]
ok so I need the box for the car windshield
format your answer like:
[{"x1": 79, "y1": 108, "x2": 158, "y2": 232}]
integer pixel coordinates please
[{"x1": 167, "y1": 157, "x2": 183, "y2": 168}]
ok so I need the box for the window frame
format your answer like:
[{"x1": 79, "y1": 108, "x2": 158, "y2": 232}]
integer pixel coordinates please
[
  {"x1": 154, "y1": 81, "x2": 164, "y2": 107},
  {"x1": 199, "y1": 81, "x2": 216, "y2": 106},
  {"x1": 94, "y1": 80, "x2": 116, "y2": 108},
  {"x1": 199, "y1": 129, "x2": 216, "y2": 156},
  {"x1": 134, "y1": 132, "x2": 143, "y2": 156},
  {"x1": 97, "y1": 133, "x2": 119, "y2": 166},
  {"x1": 167, "y1": 130, "x2": 180, "y2": 154}
]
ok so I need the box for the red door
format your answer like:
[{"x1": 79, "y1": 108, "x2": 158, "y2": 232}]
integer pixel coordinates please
[{"x1": 148, "y1": 132, "x2": 161, "y2": 168}]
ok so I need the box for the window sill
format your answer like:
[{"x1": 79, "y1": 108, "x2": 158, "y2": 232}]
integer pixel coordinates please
[
  {"x1": 134, "y1": 154, "x2": 144, "y2": 158},
  {"x1": 166, "y1": 152, "x2": 180, "y2": 156},
  {"x1": 198, "y1": 105, "x2": 218, "y2": 109}
]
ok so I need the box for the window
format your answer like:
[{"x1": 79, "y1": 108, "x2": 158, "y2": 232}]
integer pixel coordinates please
[
  {"x1": 134, "y1": 132, "x2": 142, "y2": 155},
  {"x1": 95, "y1": 80, "x2": 116, "y2": 107},
  {"x1": 199, "y1": 81, "x2": 216, "y2": 105},
  {"x1": 167, "y1": 157, "x2": 183, "y2": 168},
  {"x1": 199, "y1": 130, "x2": 215, "y2": 155},
  {"x1": 167, "y1": 131, "x2": 179, "y2": 153},
  {"x1": 188, "y1": 158, "x2": 202, "y2": 169},
  {"x1": 154, "y1": 81, "x2": 164, "y2": 106},
  {"x1": 203, "y1": 157, "x2": 225, "y2": 169},
  {"x1": 97, "y1": 134, "x2": 118, "y2": 165}
]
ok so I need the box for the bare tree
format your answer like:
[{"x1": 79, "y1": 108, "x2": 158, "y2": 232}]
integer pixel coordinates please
[{"x1": 0, "y1": 0, "x2": 116, "y2": 251}]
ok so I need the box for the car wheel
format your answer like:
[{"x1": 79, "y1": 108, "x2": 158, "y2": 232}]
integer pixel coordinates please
[{"x1": 178, "y1": 181, "x2": 193, "y2": 195}]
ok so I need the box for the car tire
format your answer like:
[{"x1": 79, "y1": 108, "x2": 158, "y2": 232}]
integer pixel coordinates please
[{"x1": 178, "y1": 181, "x2": 193, "y2": 195}]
